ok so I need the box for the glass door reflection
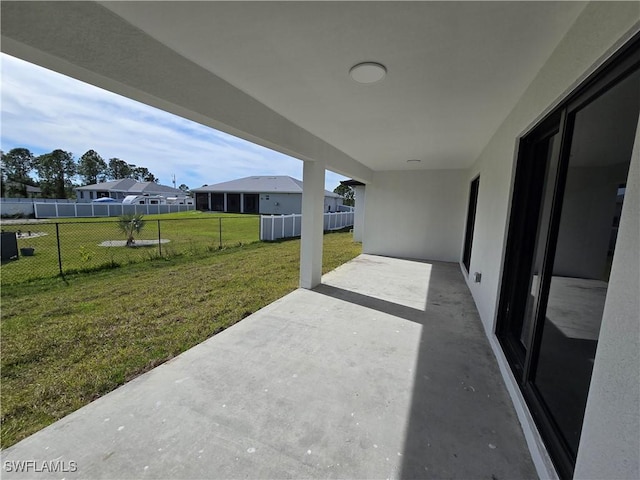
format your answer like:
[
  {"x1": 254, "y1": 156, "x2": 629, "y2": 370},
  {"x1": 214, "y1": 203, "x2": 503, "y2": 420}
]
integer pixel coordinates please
[{"x1": 532, "y1": 68, "x2": 639, "y2": 458}]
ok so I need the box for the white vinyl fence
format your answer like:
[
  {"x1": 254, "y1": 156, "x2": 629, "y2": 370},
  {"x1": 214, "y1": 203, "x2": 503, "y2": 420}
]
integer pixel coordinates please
[
  {"x1": 336, "y1": 204, "x2": 354, "y2": 212},
  {"x1": 33, "y1": 202, "x2": 195, "y2": 218},
  {"x1": 260, "y1": 211, "x2": 354, "y2": 241},
  {"x1": 1, "y1": 198, "x2": 75, "y2": 217}
]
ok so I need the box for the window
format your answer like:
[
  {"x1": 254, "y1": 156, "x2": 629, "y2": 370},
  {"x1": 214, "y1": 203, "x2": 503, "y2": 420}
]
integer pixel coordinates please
[
  {"x1": 497, "y1": 38, "x2": 639, "y2": 479},
  {"x1": 462, "y1": 176, "x2": 479, "y2": 272},
  {"x1": 195, "y1": 193, "x2": 209, "y2": 211},
  {"x1": 212, "y1": 193, "x2": 224, "y2": 211}
]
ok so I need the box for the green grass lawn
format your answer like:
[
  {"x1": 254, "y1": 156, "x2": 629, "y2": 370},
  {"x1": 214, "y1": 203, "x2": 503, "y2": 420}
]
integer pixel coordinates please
[
  {"x1": 0, "y1": 231, "x2": 361, "y2": 448},
  {"x1": 1, "y1": 212, "x2": 260, "y2": 284}
]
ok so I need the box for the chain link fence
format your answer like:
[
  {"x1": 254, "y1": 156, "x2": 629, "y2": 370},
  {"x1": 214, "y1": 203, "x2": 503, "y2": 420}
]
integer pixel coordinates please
[{"x1": 0, "y1": 216, "x2": 259, "y2": 285}]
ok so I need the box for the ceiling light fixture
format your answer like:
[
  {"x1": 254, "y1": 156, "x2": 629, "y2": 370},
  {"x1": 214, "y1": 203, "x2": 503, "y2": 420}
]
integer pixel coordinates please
[
  {"x1": 349, "y1": 62, "x2": 387, "y2": 84},
  {"x1": 407, "y1": 159, "x2": 422, "y2": 163}
]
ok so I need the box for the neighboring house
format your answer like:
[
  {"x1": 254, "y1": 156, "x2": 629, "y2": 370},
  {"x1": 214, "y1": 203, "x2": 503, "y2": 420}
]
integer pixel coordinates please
[
  {"x1": 3, "y1": 182, "x2": 42, "y2": 198},
  {"x1": 75, "y1": 179, "x2": 186, "y2": 203},
  {"x1": 4, "y1": 3, "x2": 639, "y2": 480},
  {"x1": 191, "y1": 176, "x2": 342, "y2": 214}
]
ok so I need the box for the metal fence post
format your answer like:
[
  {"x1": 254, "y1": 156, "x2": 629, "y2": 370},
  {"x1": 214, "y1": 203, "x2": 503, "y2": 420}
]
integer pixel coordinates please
[
  {"x1": 157, "y1": 219, "x2": 162, "y2": 256},
  {"x1": 219, "y1": 217, "x2": 222, "y2": 248},
  {"x1": 55, "y1": 223, "x2": 63, "y2": 276}
]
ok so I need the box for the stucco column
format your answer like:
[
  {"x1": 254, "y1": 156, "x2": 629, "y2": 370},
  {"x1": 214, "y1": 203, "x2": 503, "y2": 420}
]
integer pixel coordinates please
[
  {"x1": 240, "y1": 193, "x2": 244, "y2": 214},
  {"x1": 574, "y1": 115, "x2": 640, "y2": 480},
  {"x1": 353, "y1": 185, "x2": 366, "y2": 242},
  {"x1": 223, "y1": 193, "x2": 227, "y2": 212},
  {"x1": 207, "y1": 193, "x2": 212, "y2": 211},
  {"x1": 300, "y1": 159, "x2": 325, "y2": 289}
]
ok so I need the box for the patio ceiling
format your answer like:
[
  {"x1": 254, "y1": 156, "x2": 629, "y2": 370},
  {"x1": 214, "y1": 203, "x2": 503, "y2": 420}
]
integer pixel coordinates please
[
  {"x1": 99, "y1": 1, "x2": 586, "y2": 171},
  {"x1": 1, "y1": 1, "x2": 587, "y2": 176}
]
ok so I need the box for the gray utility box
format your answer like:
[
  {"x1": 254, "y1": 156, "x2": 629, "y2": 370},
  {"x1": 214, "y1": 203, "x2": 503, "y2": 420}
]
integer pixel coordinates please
[{"x1": 1, "y1": 231, "x2": 19, "y2": 261}]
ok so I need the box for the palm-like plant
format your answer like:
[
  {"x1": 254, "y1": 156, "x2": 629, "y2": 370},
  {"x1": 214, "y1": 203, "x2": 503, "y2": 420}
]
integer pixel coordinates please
[{"x1": 116, "y1": 213, "x2": 146, "y2": 247}]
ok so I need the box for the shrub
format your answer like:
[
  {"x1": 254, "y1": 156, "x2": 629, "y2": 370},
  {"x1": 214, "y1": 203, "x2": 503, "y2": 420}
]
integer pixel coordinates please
[{"x1": 116, "y1": 214, "x2": 146, "y2": 247}]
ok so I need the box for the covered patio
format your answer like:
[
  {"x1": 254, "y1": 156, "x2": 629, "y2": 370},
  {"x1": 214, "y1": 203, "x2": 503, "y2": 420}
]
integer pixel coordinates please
[
  {"x1": 1, "y1": 255, "x2": 535, "y2": 479},
  {"x1": 2, "y1": 2, "x2": 638, "y2": 478}
]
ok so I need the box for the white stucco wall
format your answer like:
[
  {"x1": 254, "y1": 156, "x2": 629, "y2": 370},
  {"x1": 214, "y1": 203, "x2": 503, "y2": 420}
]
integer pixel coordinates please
[
  {"x1": 362, "y1": 170, "x2": 466, "y2": 262},
  {"x1": 323, "y1": 196, "x2": 342, "y2": 213},
  {"x1": 258, "y1": 193, "x2": 302, "y2": 215},
  {"x1": 458, "y1": 3, "x2": 639, "y2": 478},
  {"x1": 464, "y1": 2, "x2": 640, "y2": 332},
  {"x1": 353, "y1": 185, "x2": 365, "y2": 242},
  {"x1": 256, "y1": 193, "x2": 339, "y2": 215},
  {"x1": 574, "y1": 114, "x2": 639, "y2": 480}
]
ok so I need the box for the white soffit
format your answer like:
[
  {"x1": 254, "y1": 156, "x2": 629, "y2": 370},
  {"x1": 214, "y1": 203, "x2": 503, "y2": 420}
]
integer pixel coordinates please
[
  {"x1": 100, "y1": 1, "x2": 587, "y2": 171},
  {"x1": 1, "y1": 2, "x2": 588, "y2": 173}
]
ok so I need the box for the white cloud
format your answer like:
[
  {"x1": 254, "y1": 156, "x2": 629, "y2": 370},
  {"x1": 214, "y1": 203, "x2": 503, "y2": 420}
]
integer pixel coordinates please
[{"x1": 1, "y1": 54, "x2": 346, "y2": 191}]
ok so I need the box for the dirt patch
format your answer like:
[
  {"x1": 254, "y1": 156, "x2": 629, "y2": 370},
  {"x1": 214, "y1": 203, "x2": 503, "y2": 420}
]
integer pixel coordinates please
[{"x1": 99, "y1": 239, "x2": 171, "y2": 247}]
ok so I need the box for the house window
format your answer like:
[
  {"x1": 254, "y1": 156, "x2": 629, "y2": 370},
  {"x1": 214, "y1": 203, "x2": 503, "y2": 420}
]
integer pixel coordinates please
[
  {"x1": 195, "y1": 193, "x2": 209, "y2": 211},
  {"x1": 212, "y1": 193, "x2": 224, "y2": 211},
  {"x1": 462, "y1": 176, "x2": 479, "y2": 272},
  {"x1": 226, "y1": 193, "x2": 241, "y2": 213},
  {"x1": 80, "y1": 191, "x2": 84, "y2": 199},
  {"x1": 89, "y1": 192, "x2": 94, "y2": 199},
  {"x1": 496, "y1": 39, "x2": 639, "y2": 479}
]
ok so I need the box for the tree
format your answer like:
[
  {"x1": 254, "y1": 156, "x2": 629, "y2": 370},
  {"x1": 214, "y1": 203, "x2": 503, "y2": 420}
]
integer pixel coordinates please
[
  {"x1": 333, "y1": 183, "x2": 355, "y2": 206},
  {"x1": 178, "y1": 184, "x2": 190, "y2": 194},
  {"x1": 116, "y1": 213, "x2": 146, "y2": 247},
  {"x1": 35, "y1": 149, "x2": 76, "y2": 199},
  {"x1": 1, "y1": 148, "x2": 35, "y2": 197},
  {"x1": 107, "y1": 158, "x2": 133, "y2": 180},
  {"x1": 132, "y1": 166, "x2": 158, "y2": 183},
  {"x1": 77, "y1": 149, "x2": 107, "y2": 185},
  {"x1": 0, "y1": 154, "x2": 5, "y2": 197},
  {"x1": 132, "y1": 166, "x2": 145, "y2": 181}
]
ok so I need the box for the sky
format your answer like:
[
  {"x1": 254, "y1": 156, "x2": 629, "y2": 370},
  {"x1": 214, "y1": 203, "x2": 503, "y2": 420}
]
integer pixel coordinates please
[{"x1": 0, "y1": 53, "x2": 347, "y2": 191}]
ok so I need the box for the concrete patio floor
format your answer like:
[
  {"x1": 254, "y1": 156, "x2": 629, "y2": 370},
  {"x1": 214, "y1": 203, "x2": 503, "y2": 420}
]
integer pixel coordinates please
[{"x1": 1, "y1": 254, "x2": 537, "y2": 479}]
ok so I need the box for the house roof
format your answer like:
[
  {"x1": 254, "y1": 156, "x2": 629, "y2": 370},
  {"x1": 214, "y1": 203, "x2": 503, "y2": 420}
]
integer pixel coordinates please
[
  {"x1": 6, "y1": 182, "x2": 42, "y2": 194},
  {"x1": 341, "y1": 179, "x2": 365, "y2": 187},
  {"x1": 76, "y1": 179, "x2": 184, "y2": 195},
  {"x1": 76, "y1": 178, "x2": 137, "y2": 191},
  {"x1": 127, "y1": 182, "x2": 186, "y2": 195},
  {"x1": 192, "y1": 176, "x2": 340, "y2": 197}
]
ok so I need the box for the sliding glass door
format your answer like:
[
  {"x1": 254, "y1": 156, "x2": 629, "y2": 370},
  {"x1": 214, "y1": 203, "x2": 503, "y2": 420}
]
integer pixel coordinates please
[{"x1": 497, "y1": 38, "x2": 639, "y2": 479}]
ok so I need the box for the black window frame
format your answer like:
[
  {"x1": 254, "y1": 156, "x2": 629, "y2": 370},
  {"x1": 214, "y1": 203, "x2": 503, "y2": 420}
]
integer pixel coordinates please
[
  {"x1": 496, "y1": 32, "x2": 640, "y2": 479},
  {"x1": 462, "y1": 175, "x2": 480, "y2": 273}
]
